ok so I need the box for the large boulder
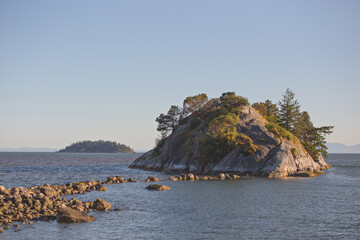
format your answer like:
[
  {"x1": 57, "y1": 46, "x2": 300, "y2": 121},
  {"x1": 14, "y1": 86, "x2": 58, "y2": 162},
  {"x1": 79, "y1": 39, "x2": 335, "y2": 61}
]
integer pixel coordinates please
[
  {"x1": 40, "y1": 187, "x2": 59, "y2": 198},
  {"x1": 57, "y1": 206, "x2": 95, "y2": 223}
]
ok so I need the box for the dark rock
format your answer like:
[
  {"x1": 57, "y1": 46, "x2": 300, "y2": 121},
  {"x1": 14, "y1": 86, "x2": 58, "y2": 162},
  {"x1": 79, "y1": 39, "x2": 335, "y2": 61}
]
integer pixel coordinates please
[
  {"x1": 39, "y1": 215, "x2": 56, "y2": 221},
  {"x1": 56, "y1": 206, "x2": 95, "y2": 223}
]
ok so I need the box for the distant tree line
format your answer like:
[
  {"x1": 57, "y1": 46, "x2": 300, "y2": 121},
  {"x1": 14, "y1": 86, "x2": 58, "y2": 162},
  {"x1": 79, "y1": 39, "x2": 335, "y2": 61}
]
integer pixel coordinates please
[{"x1": 58, "y1": 140, "x2": 134, "y2": 153}]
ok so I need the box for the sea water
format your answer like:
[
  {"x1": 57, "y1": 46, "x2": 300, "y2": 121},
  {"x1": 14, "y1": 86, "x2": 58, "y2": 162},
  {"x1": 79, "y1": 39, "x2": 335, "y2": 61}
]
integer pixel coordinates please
[{"x1": 0, "y1": 153, "x2": 359, "y2": 239}]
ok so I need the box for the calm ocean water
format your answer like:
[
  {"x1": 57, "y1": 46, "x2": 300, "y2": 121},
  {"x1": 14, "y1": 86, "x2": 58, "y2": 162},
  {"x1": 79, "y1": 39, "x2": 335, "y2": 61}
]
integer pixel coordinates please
[{"x1": 0, "y1": 153, "x2": 359, "y2": 239}]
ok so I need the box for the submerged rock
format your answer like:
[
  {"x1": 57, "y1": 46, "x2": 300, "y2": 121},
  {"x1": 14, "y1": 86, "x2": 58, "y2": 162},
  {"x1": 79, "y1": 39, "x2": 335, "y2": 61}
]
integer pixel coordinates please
[
  {"x1": 56, "y1": 206, "x2": 95, "y2": 223},
  {"x1": 146, "y1": 184, "x2": 171, "y2": 191}
]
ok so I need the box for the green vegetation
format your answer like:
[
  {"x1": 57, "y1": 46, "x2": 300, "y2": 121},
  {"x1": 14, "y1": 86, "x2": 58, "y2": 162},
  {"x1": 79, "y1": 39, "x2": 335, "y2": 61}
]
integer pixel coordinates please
[
  {"x1": 290, "y1": 147, "x2": 299, "y2": 157},
  {"x1": 58, "y1": 140, "x2": 134, "y2": 153},
  {"x1": 220, "y1": 92, "x2": 249, "y2": 115},
  {"x1": 253, "y1": 88, "x2": 334, "y2": 160},
  {"x1": 265, "y1": 121, "x2": 299, "y2": 144}
]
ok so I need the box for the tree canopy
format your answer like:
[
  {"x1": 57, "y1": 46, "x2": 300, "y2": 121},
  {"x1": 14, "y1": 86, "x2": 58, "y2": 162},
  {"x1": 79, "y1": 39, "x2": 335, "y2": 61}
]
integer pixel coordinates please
[
  {"x1": 155, "y1": 105, "x2": 182, "y2": 138},
  {"x1": 183, "y1": 93, "x2": 208, "y2": 116}
]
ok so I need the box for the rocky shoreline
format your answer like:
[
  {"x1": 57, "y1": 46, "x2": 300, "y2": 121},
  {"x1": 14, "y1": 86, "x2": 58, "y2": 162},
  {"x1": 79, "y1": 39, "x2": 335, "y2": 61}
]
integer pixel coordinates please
[{"x1": 0, "y1": 171, "x2": 327, "y2": 234}]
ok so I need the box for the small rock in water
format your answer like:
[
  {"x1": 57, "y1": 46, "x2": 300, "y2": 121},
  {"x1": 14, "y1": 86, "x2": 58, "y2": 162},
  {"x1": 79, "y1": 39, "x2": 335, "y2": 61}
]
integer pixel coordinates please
[
  {"x1": 0, "y1": 228, "x2": 4, "y2": 233},
  {"x1": 218, "y1": 173, "x2": 226, "y2": 180},
  {"x1": 169, "y1": 176, "x2": 178, "y2": 181},
  {"x1": 127, "y1": 178, "x2": 136, "y2": 182},
  {"x1": 146, "y1": 184, "x2": 171, "y2": 191},
  {"x1": 113, "y1": 208, "x2": 122, "y2": 212},
  {"x1": 93, "y1": 198, "x2": 111, "y2": 211},
  {"x1": 146, "y1": 176, "x2": 159, "y2": 182},
  {"x1": 187, "y1": 173, "x2": 195, "y2": 181}
]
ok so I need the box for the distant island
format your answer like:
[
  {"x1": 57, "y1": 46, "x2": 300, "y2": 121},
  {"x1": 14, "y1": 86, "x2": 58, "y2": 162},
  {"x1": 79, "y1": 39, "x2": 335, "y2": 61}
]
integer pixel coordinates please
[{"x1": 58, "y1": 140, "x2": 134, "y2": 153}]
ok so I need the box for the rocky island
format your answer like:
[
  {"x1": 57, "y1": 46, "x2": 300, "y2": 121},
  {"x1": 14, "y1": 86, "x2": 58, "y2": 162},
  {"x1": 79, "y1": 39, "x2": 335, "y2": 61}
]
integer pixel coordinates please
[
  {"x1": 58, "y1": 140, "x2": 134, "y2": 153},
  {"x1": 130, "y1": 90, "x2": 334, "y2": 178}
]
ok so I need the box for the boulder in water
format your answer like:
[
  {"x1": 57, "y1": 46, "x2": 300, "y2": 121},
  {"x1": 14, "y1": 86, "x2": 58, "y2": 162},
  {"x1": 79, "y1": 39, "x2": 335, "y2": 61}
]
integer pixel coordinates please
[{"x1": 56, "y1": 206, "x2": 95, "y2": 223}]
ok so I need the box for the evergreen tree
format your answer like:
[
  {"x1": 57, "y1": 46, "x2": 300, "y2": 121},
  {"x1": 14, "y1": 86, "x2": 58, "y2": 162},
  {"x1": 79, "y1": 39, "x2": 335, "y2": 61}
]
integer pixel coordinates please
[
  {"x1": 278, "y1": 88, "x2": 301, "y2": 131},
  {"x1": 264, "y1": 100, "x2": 279, "y2": 122},
  {"x1": 156, "y1": 105, "x2": 182, "y2": 138},
  {"x1": 220, "y1": 92, "x2": 249, "y2": 115},
  {"x1": 183, "y1": 93, "x2": 208, "y2": 116},
  {"x1": 252, "y1": 99, "x2": 278, "y2": 122}
]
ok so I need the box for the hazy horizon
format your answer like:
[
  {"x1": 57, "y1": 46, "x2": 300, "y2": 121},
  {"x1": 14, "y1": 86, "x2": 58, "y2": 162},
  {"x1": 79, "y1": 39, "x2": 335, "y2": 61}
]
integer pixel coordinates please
[{"x1": 1, "y1": 0, "x2": 359, "y2": 150}]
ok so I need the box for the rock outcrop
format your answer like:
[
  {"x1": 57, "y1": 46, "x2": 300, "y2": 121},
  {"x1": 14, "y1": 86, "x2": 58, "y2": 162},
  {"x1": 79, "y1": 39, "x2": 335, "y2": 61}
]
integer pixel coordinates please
[{"x1": 130, "y1": 102, "x2": 331, "y2": 178}]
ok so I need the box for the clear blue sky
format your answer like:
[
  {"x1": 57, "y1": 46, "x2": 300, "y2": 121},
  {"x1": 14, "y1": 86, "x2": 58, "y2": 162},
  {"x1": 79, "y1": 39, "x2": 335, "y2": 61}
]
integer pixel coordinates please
[{"x1": 0, "y1": 0, "x2": 359, "y2": 151}]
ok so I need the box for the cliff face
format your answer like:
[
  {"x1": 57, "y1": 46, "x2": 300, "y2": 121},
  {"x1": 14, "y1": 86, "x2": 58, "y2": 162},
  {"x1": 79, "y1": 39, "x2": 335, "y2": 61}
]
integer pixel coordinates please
[{"x1": 130, "y1": 104, "x2": 331, "y2": 178}]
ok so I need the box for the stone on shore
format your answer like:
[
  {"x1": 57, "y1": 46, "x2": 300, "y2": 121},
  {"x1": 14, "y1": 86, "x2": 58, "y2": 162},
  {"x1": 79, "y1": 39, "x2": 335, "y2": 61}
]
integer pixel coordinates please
[
  {"x1": 56, "y1": 206, "x2": 95, "y2": 223},
  {"x1": 146, "y1": 184, "x2": 171, "y2": 191}
]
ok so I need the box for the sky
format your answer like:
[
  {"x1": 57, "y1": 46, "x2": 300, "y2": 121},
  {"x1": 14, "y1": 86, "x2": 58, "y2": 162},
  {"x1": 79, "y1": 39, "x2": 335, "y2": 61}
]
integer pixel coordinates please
[{"x1": 0, "y1": 0, "x2": 359, "y2": 151}]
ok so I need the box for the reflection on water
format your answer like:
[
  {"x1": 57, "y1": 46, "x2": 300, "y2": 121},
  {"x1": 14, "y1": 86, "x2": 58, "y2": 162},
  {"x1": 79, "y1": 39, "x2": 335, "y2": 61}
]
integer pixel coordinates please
[{"x1": 0, "y1": 153, "x2": 359, "y2": 239}]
